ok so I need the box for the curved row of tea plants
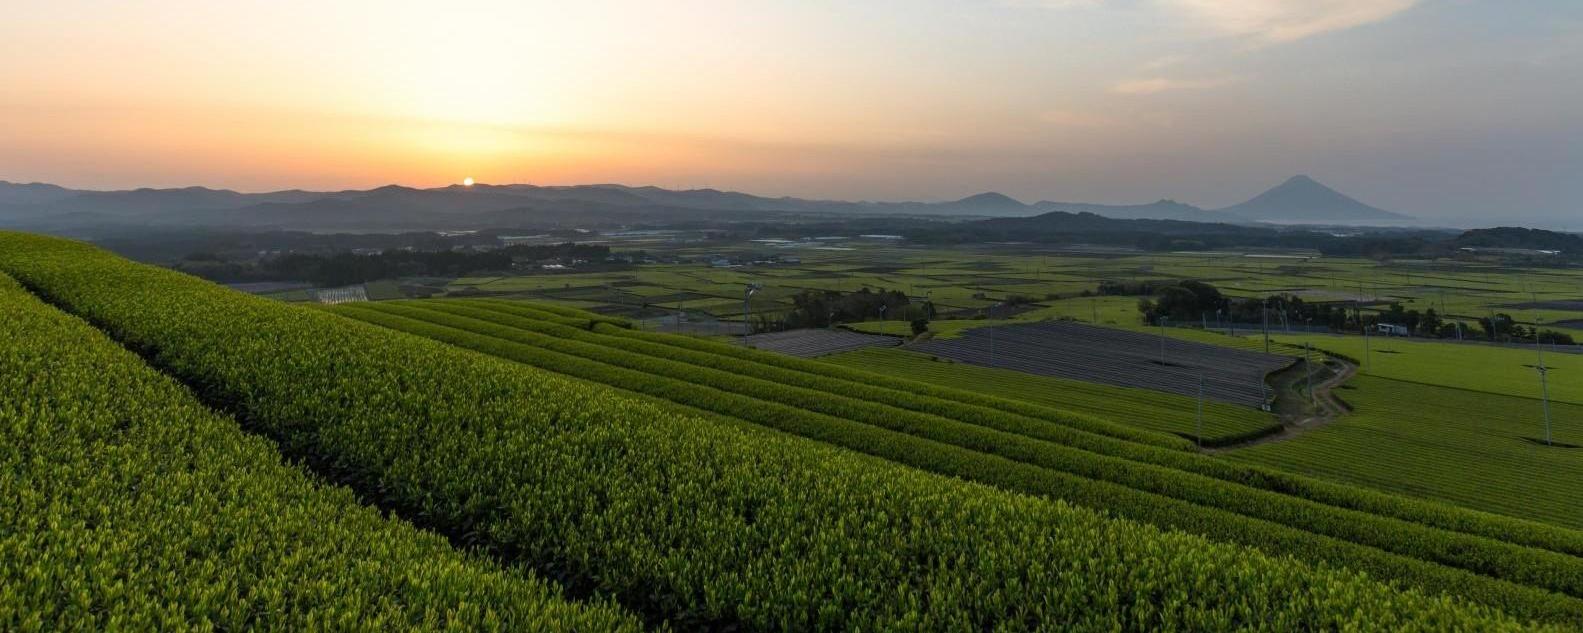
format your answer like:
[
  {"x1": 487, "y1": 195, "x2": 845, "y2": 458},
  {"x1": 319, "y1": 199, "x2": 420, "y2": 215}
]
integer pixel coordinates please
[
  {"x1": 549, "y1": 301, "x2": 1583, "y2": 561},
  {"x1": 437, "y1": 298, "x2": 1583, "y2": 562},
  {"x1": 331, "y1": 299, "x2": 1583, "y2": 613},
  {"x1": 0, "y1": 274, "x2": 641, "y2": 632},
  {"x1": 0, "y1": 231, "x2": 1552, "y2": 631},
  {"x1": 821, "y1": 346, "x2": 1277, "y2": 441}
]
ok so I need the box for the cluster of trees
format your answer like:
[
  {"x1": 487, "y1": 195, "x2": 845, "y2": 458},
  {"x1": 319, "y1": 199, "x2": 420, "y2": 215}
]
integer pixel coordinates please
[
  {"x1": 1092, "y1": 280, "x2": 1178, "y2": 297},
  {"x1": 1476, "y1": 313, "x2": 1577, "y2": 345},
  {"x1": 753, "y1": 288, "x2": 932, "y2": 333},
  {"x1": 1133, "y1": 280, "x2": 1576, "y2": 344},
  {"x1": 175, "y1": 243, "x2": 611, "y2": 286}
]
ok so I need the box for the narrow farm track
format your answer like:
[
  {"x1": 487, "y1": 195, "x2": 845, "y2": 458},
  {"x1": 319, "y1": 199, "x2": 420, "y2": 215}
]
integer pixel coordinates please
[
  {"x1": 1207, "y1": 358, "x2": 1359, "y2": 452},
  {"x1": 321, "y1": 300, "x2": 1583, "y2": 623}
]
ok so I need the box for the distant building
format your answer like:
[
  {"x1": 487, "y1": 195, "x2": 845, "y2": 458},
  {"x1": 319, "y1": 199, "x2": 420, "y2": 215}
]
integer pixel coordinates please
[{"x1": 1375, "y1": 323, "x2": 1409, "y2": 337}]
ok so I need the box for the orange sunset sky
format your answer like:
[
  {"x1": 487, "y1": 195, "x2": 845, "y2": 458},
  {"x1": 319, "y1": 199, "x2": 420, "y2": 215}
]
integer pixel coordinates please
[{"x1": 3, "y1": 1, "x2": 1581, "y2": 224}]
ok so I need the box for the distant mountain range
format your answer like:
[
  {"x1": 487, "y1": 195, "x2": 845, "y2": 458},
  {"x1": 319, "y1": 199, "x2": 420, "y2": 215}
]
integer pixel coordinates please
[{"x1": 0, "y1": 174, "x2": 1409, "y2": 233}]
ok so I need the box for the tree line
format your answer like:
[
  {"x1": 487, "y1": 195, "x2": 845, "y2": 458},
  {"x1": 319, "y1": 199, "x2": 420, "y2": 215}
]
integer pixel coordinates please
[
  {"x1": 174, "y1": 243, "x2": 611, "y2": 286},
  {"x1": 752, "y1": 288, "x2": 933, "y2": 334},
  {"x1": 1134, "y1": 280, "x2": 1574, "y2": 344}
]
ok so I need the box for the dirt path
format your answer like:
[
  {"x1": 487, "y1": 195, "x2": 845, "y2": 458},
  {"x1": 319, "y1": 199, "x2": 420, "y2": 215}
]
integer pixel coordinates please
[{"x1": 1205, "y1": 357, "x2": 1356, "y2": 453}]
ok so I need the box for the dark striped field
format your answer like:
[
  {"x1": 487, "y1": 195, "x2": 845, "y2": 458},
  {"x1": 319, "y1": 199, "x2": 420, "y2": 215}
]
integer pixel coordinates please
[
  {"x1": 912, "y1": 320, "x2": 1294, "y2": 407},
  {"x1": 742, "y1": 328, "x2": 901, "y2": 357}
]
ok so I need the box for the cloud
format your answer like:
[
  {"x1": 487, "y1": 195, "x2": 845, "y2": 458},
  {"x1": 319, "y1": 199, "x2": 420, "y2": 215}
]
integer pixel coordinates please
[
  {"x1": 1037, "y1": 109, "x2": 1119, "y2": 127},
  {"x1": 1141, "y1": 54, "x2": 1187, "y2": 70},
  {"x1": 1163, "y1": 0, "x2": 1418, "y2": 44},
  {"x1": 998, "y1": 0, "x2": 1103, "y2": 7},
  {"x1": 1110, "y1": 76, "x2": 1238, "y2": 95}
]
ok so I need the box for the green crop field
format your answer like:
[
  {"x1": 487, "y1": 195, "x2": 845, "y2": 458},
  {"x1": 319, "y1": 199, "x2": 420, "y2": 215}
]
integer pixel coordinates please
[
  {"x1": 314, "y1": 298, "x2": 1583, "y2": 624},
  {"x1": 418, "y1": 242, "x2": 1583, "y2": 348},
  {"x1": 822, "y1": 346, "x2": 1278, "y2": 442},
  {"x1": 9, "y1": 231, "x2": 1570, "y2": 626},
  {"x1": 0, "y1": 271, "x2": 640, "y2": 631},
  {"x1": 13, "y1": 230, "x2": 1583, "y2": 629},
  {"x1": 1264, "y1": 332, "x2": 1583, "y2": 404},
  {"x1": 1230, "y1": 375, "x2": 1583, "y2": 529}
]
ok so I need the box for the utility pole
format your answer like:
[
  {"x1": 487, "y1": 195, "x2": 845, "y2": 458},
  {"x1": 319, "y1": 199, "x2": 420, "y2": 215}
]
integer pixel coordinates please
[
  {"x1": 1305, "y1": 341, "x2": 1315, "y2": 410},
  {"x1": 1533, "y1": 292, "x2": 1553, "y2": 446},
  {"x1": 989, "y1": 303, "x2": 998, "y2": 365},
  {"x1": 1363, "y1": 323, "x2": 1372, "y2": 372},
  {"x1": 742, "y1": 283, "x2": 761, "y2": 339},
  {"x1": 1262, "y1": 299, "x2": 1270, "y2": 354},
  {"x1": 1159, "y1": 316, "x2": 1169, "y2": 364},
  {"x1": 1196, "y1": 371, "x2": 1205, "y2": 449}
]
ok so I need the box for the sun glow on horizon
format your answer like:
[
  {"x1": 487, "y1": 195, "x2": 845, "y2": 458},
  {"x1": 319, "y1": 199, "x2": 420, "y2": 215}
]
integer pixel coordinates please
[{"x1": 462, "y1": 176, "x2": 474, "y2": 186}]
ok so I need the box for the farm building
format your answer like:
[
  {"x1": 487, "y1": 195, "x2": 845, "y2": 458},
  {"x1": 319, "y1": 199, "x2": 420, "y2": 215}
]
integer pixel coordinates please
[{"x1": 1375, "y1": 323, "x2": 1410, "y2": 337}]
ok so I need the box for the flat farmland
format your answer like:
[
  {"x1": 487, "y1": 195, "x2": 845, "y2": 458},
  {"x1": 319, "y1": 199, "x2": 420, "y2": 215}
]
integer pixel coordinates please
[
  {"x1": 429, "y1": 245, "x2": 1583, "y2": 341},
  {"x1": 911, "y1": 320, "x2": 1295, "y2": 407}
]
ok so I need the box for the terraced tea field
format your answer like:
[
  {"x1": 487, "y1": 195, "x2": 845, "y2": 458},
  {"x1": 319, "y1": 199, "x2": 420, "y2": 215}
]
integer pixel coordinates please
[
  {"x1": 10, "y1": 231, "x2": 1566, "y2": 629},
  {"x1": 310, "y1": 297, "x2": 1583, "y2": 624}
]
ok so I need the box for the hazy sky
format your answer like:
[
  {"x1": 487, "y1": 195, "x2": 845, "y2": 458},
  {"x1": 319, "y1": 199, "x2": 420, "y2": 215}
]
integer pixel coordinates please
[{"x1": 2, "y1": 1, "x2": 1580, "y2": 225}]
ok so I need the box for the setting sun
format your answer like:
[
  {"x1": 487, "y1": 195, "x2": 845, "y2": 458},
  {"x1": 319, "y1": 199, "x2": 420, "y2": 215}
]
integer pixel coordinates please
[{"x1": 462, "y1": 177, "x2": 474, "y2": 186}]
